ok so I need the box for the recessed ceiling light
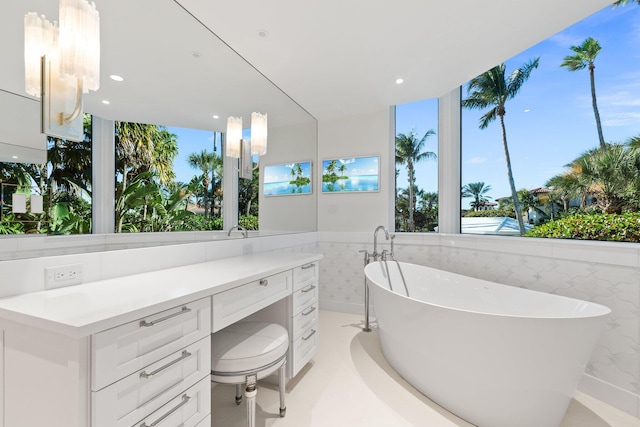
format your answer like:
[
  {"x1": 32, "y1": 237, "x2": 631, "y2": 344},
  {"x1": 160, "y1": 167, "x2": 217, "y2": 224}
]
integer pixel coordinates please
[
  {"x1": 102, "y1": 100, "x2": 110, "y2": 105},
  {"x1": 396, "y1": 78, "x2": 404, "y2": 84},
  {"x1": 192, "y1": 51, "x2": 202, "y2": 59},
  {"x1": 109, "y1": 74, "x2": 124, "y2": 82},
  {"x1": 12, "y1": 155, "x2": 18, "y2": 159},
  {"x1": 212, "y1": 115, "x2": 219, "y2": 119},
  {"x1": 257, "y1": 29, "x2": 269, "y2": 38}
]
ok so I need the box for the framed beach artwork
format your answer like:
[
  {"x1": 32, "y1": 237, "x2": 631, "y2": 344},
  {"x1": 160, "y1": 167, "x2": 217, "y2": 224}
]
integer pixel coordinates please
[
  {"x1": 321, "y1": 155, "x2": 380, "y2": 193},
  {"x1": 263, "y1": 161, "x2": 313, "y2": 196}
]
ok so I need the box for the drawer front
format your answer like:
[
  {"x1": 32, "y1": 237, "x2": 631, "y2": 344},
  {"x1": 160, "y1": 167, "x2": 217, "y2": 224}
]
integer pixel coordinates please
[
  {"x1": 290, "y1": 322, "x2": 318, "y2": 378},
  {"x1": 132, "y1": 376, "x2": 211, "y2": 427},
  {"x1": 292, "y1": 282, "x2": 317, "y2": 315},
  {"x1": 92, "y1": 297, "x2": 211, "y2": 391},
  {"x1": 92, "y1": 336, "x2": 210, "y2": 427},
  {"x1": 293, "y1": 262, "x2": 319, "y2": 291},
  {"x1": 212, "y1": 270, "x2": 291, "y2": 332},
  {"x1": 195, "y1": 413, "x2": 211, "y2": 427},
  {"x1": 291, "y1": 303, "x2": 318, "y2": 340}
]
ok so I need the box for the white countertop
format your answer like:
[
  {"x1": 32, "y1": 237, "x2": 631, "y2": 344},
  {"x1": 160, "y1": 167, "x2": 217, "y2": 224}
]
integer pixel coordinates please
[{"x1": 0, "y1": 251, "x2": 322, "y2": 338}]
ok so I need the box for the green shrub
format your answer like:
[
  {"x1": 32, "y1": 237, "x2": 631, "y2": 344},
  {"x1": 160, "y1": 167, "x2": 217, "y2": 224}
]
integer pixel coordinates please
[
  {"x1": 239, "y1": 215, "x2": 259, "y2": 230},
  {"x1": 526, "y1": 213, "x2": 640, "y2": 242}
]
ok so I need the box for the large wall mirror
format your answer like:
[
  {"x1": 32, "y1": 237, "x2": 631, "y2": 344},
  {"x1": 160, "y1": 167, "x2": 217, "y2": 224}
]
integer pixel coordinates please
[{"x1": 0, "y1": 0, "x2": 318, "y2": 260}]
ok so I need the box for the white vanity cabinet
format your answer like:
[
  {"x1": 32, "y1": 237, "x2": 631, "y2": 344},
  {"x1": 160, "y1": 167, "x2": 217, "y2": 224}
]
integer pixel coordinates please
[
  {"x1": 289, "y1": 262, "x2": 319, "y2": 377},
  {"x1": 3, "y1": 297, "x2": 211, "y2": 427},
  {"x1": 92, "y1": 298, "x2": 211, "y2": 427},
  {"x1": 0, "y1": 251, "x2": 322, "y2": 427}
]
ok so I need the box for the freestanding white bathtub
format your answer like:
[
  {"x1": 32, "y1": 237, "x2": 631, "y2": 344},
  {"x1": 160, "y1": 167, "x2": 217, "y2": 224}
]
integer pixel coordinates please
[{"x1": 364, "y1": 261, "x2": 610, "y2": 427}]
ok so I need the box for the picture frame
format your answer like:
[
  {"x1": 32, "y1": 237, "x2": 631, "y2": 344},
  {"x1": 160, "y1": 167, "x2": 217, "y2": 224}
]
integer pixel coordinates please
[
  {"x1": 263, "y1": 161, "x2": 313, "y2": 196},
  {"x1": 321, "y1": 155, "x2": 380, "y2": 193}
]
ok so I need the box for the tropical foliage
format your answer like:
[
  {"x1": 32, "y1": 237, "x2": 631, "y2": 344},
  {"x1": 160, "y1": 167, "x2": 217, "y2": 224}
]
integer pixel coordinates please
[
  {"x1": 395, "y1": 131, "x2": 437, "y2": 231},
  {"x1": 462, "y1": 58, "x2": 540, "y2": 235},
  {"x1": 462, "y1": 182, "x2": 492, "y2": 211},
  {"x1": 526, "y1": 213, "x2": 640, "y2": 242},
  {"x1": 1, "y1": 117, "x2": 260, "y2": 235},
  {"x1": 560, "y1": 37, "x2": 606, "y2": 151}
]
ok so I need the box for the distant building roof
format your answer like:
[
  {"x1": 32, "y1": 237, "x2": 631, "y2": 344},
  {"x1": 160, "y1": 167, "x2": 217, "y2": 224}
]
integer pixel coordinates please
[{"x1": 460, "y1": 217, "x2": 532, "y2": 235}]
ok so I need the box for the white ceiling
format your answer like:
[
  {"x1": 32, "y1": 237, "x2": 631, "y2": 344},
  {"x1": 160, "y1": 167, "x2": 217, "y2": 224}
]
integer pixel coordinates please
[{"x1": 0, "y1": 0, "x2": 613, "y2": 139}]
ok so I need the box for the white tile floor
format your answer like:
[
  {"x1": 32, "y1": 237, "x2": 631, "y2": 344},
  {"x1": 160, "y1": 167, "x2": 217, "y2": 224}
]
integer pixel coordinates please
[{"x1": 212, "y1": 310, "x2": 640, "y2": 427}]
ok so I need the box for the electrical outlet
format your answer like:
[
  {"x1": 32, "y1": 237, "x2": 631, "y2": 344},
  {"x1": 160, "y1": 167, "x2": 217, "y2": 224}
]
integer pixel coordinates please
[{"x1": 45, "y1": 264, "x2": 83, "y2": 289}]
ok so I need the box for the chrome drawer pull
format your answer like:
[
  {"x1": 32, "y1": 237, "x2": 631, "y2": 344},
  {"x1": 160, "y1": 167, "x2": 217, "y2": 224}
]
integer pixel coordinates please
[
  {"x1": 140, "y1": 350, "x2": 192, "y2": 379},
  {"x1": 302, "y1": 329, "x2": 317, "y2": 341},
  {"x1": 302, "y1": 306, "x2": 316, "y2": 316},
  {"x1": 140, "y1": 394, "x2": 191, "y2": 427},
  {"x1": 301, "y1": 263, "x2": 315, "y2": 270},
  {"x1": 301, "y1": 284, "x2": 316, "y2": 293},
  {"x1": 259, "y1": 279, "x2": 268, "y2": 286},
  {"x1": 140, "y1": 306, "x2": 191, "y2": 327}
]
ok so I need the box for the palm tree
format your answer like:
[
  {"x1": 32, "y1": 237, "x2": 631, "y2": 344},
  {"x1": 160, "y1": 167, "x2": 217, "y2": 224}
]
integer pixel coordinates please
[
  {"x1": 461, "y1": 182, "x2": 492, "y2": 211},
  {"x1": 188, "y1": 150, "x2": 216, "y2": 217},
  {"x1": 561, "y1": 37, "x2": 606, "y2": 151},
  {"x1": 613, "y1": 0, "x2": 640, "y2": 6},
  {"x1": 574, "y1": 144, "x2": 638, "y2": 214},
  {"x1": 462, "y1": 58, "x2": 539, "y2": 235},
  {"x1": 395, "y1": 130, "x2": 437, "y2": 231},
  {"x1": 115, "y1": 122, "x2": 158, "y2": 194},
  {"x1": 627, "y1": 134, "x2": 640, "y2": 151}
]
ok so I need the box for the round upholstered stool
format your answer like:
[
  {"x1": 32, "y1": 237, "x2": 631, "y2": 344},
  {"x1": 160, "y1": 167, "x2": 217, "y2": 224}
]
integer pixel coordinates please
[{"x1": 211, "y1": 321, "x2": 289, "y2": 427}]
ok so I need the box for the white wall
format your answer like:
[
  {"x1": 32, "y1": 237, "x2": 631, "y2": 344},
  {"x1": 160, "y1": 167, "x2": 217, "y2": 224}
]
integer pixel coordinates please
[
  {"x1": 317, "y1": 108, "x2": 395, "y2": 232},
  {"x1": 259, "y1": 121, "x2": 318, "y2": 232}
]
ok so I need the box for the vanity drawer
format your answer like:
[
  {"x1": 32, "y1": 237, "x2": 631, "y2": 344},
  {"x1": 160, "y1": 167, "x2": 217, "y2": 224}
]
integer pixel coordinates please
[
  {"x1": 291, "y1": 303, "x2": 318, "y2": 340},
  {"x1": 290, "y1": 322, "x2": 318, "y2": 377},
  {"x1": 212, "y1": 270, "x2": 292, "y2": 332},
  {"x1": 92, "y1": 336, "x2": 210, "y2": 427},
  {"x1": 292, "y1": 282, "x2": 317, "y2": 314},
  {"x1": 92, "y1": 297, "x2": 211, "y2": 391},
  {"x1": 293, "y1": 262, "x2": 318, "y2": 291},
  {"x1": 131, "y1": 376, "x2": 211, "y2": 427}
]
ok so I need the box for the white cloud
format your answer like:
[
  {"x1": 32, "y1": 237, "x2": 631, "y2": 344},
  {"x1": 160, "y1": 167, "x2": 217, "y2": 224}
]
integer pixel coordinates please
[
  {"x1": 467, "y1": 157, "x2": 487, "y2": 164},
  {"x1": 602, "y1": 112, "x2": 640, "y2": 127}
]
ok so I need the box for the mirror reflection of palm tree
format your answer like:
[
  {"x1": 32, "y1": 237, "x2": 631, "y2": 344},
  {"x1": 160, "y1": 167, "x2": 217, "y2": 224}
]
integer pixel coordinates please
[{"x1": 188, "y1": 150, "x2": 216, "y2": 217}]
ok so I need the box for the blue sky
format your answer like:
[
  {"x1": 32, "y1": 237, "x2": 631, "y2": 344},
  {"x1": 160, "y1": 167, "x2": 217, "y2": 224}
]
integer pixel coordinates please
[
  {"x1": 166, "y1": 127, "x2": 222, "y2": 184},
  {"x1": 396, "y1": 3, "x2": 640, "y2": 209}
]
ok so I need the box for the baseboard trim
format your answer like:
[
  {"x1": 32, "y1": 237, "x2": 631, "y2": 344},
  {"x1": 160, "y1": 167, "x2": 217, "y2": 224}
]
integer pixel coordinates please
[{"x1": 579, "y1": 373, "x2": 640, "y2": 418}]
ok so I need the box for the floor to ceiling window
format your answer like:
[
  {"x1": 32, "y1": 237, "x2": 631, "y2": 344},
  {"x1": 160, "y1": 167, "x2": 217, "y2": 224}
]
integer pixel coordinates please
[
  {"x1": 395, "y1": 99, "x2": 439, "y2": 232},
  {"x1": 461, "y1": 2, "x2": 640, "y2": 241},
  {"x1": 0, "y1": 115, "x2": 92, "y2": 235}
]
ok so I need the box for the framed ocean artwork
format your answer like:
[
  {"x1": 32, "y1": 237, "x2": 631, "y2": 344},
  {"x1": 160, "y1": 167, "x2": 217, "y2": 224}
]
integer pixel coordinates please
[
  {"x1": 263, "y1": 161, "x2": 313, "y2": 196},
  {"x1": 321, "y1": 155, "x2": 380, "y2": 193}
]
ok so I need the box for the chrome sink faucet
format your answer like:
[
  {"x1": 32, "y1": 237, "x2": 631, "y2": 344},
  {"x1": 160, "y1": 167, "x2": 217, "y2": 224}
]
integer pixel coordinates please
[{"x1": 227, "y1": 224, "x2": 248, "y2": 238}]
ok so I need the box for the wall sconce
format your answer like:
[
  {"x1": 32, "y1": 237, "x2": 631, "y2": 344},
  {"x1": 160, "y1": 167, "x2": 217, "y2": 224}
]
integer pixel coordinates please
[
  {"x1": 226, "y1": 112, "x2": 268, "y2": 180},
  {"x1": 24, "y1": 0, "x2": 100, "y2": 142}
]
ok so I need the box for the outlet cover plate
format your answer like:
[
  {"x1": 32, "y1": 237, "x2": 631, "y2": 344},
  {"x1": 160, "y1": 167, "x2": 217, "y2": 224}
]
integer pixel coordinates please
[{"x1": 45, "y1": 264, "x2": 83, "y2": 289}]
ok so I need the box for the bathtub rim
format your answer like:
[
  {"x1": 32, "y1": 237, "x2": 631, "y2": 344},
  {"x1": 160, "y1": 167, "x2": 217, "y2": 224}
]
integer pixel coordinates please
[{"x1": 364, "y1": 260, "x2": 611, "y2": 320}]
